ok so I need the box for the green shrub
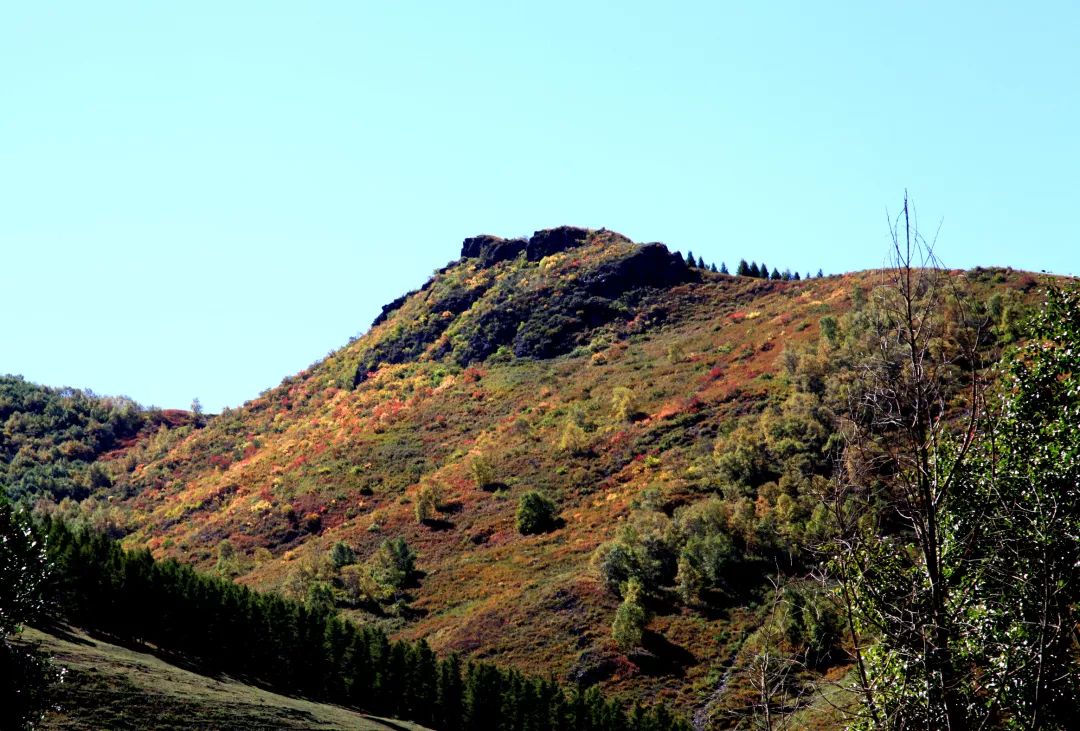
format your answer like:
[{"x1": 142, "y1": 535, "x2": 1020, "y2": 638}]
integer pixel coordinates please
[
  {"x1": 597, "y1": 518, "x2": 677, "y2": 598},
  {"x1": 611, "y1": 577, "x2": 648, "y2": 650},
  {"x1": 414, "y1": 483, "x2": 442, "y2": 524},
  {"x1": 470, "y1": 453, "x2": 498, "y2": 490},
  {"x1": 558, "y1": 419, "x2": 590, "y2": 454},
  {"x1": 516, "y1": 491, "x2": 558, "y2": 535},
  {"x1": 675, "y1": 532, "x2": 737, "y2": 605},
  {"x1": 369, "y1": 537, "x2": 416, "y2": 594},
  {"x1": 610, "y1": 386, "x2": 638, "y2": 422},
  {"x1": 329, "y1": 541, "x2": 357, "y2": 569}
]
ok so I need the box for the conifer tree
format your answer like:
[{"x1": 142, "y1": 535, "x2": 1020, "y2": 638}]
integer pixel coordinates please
[
  {"x1": 736, "y1": 260, "x2": 749, "y2": 276},
  {"x1": 684, "y1": 250, "x2": 695, "y2": 267},
  {"x1": 749, "y1": 261, "x2": 760, "y2": 277},
  {"x1": 720, "y1": 262, "x2": 729, "y2": 274},
  {"x1": 758, "y1": 262, "x2": 768, "y2": 278},
  {"x1": 697, "y1": 256, "x2": 705, "y2": 269}
]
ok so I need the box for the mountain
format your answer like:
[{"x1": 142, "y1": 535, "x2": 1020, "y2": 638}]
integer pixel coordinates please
[{"x1": 12, "y1": 227, "x2": 1040, "y2": 724}]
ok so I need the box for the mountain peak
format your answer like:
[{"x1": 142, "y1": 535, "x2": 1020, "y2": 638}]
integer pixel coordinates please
[
  {"x1": 460, "y1": 226, "x2": 633, "y2": 267},
  {"x1": 354, "y1": 228, "x2": 698, "y2": 384}
]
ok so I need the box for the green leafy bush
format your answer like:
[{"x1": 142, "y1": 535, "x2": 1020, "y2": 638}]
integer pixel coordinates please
[
  {"x1": 612, "y1": 577, "x2": 648, "y2": 651},
  {"x1": 516, "y1": 491, "x2": 558, "y2": 535}
]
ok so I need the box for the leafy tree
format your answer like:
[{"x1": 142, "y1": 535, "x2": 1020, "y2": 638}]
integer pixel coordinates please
[
  {"x1": 597, "y1": 516, "x2": 678, "y2": 599},
  {"x1": 215, "y1": 538, "x2": 243, "y2": 577},
  {"x1": 817, "y1": 316, "x2": 839, "y2": 346},
  {"x1": 1, "y1": 503, "x2": 55, "y2": 730},
  {"x1": 516, "y1": 491, "x2": 558, "y2": 535},
  {"x1": 819, "y1": 195, "x2": 1079, "y2": 729},
  {"x1": 610, "y1": 386, "x2": 638, "y2": 422},
  {"x1": 611, "y1": 577, "x2": 648, "y2": 650},
  {"x1": 558, "y1": 416, "x2": 590, "y2": 455},
  {"x1": 414, "y1": 482, "x2": 442, "y2": 524},
  {"x1": 329, "y1": 541, "x2": 357, "y2": 569},
  {"x1": 470, "y1": 453, "x2": 498, "y2": 490},
  {"x1": 946, "y1": 283, "x2": 1080, "y2": 724},
  {"x1": 675, "y1": 529, "x2": 738, "y2": 606},
  {"x1": 369, "y1": 537, "x2": 416, "y2": 595},
  {"x1": 306, "y1": 581, "x2": 335, "y2": 614},
  {"x1": 667, "y1": 342, "x2": 686, "y2": 364}
]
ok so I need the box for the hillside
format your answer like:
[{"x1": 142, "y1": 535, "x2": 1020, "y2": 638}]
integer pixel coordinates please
[
  {"x1": 29, "y1": 227, "x2": 1039, "y2": 723},
  {"x1": 0, "y1": 375, "x2": 196, "y2": 507},
  {"x1": 19, "y1": 625, "x2": 431, "y2": 731}
]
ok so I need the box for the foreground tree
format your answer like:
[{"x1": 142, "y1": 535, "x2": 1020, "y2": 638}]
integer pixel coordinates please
[
  {"x1": 0, "y1": 502, "x2": 55, "y2": 729},
  {"x1": 953, "y1": 284, "x2": 1080, "y2": 725},
  {"x1": 825, "y1": 195, "x2": 984, "y2": 729},
  {"x1": 826, "y1": 196, "x2": 1080, "y2": 729}
]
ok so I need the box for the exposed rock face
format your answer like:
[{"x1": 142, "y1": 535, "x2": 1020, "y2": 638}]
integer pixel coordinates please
[
  {"x1": 525, "y1": 226, "x2": 590, "y2": 261},
  {"x1": 371, "y1": 290, "x2": 415, "y2": 328},
  {"x1": 359, "y1": 229, "x2": 698, "y2": 384},
  {"x1": 460, "y1": 235, "x2": 527, "y2": 266},
  {"x1": 460, "y1": 234, "x2": 502, "y2": 259},
  {"x1": 461, "y1": 226, "x2": 591, "y2": 266},
  {"x1": 583, "y1": 243, "x2": 698, "y2": 298}
]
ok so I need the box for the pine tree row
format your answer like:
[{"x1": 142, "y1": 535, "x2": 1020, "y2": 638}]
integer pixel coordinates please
[
  {"x1": 38, "y1": 518, "x2": 687, "y2": 731},
  {"x1": 677, "y1": 251, "x2": 824, "y2": 280}
]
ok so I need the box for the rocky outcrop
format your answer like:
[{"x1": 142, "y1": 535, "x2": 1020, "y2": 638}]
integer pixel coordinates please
[
  {"x1": 461, "y1": 235, "x2": 527, "y2": 266},
  {"x1": 371, "y1": 290, "x2": 416, "y2": 328},
  {"x1": 460, "y1": 234, "x2": 503, "y2": 259},
  {"x1": 461, "y1": 226, "x2": 591, "y2": 267},
  {"x1": 525, "y1": 226, "x2": 590, "y2": 261},
  {"x1": 360, "y1": 230, "x2": 699, "y2": 384},
  {"x1": 583, "y1": 242, "x2": 698, "y2": 297}
]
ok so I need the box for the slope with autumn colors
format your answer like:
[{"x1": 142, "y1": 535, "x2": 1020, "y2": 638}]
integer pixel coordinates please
[{"x1": 80, "y1": 227, "x2": 1037, "y2": 723}]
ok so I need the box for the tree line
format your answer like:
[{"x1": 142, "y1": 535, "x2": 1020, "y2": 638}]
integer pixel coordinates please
[
  {"x1": 28, "y1": 516, "x2": 688, "y2": 731},
  {"x1": 676, "y1": 251, "x2": 824, "y2": 280}
]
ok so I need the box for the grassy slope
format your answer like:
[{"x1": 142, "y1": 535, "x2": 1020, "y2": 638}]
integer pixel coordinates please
[
  {"x1": 21, "y1": 626, "x2": 429, "y2": 731},
  {"x1": 94, "y1": 231, "x2": 1038, "y2": 717}
]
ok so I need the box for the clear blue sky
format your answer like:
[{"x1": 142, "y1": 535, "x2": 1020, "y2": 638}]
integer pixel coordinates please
[{"x1": 2, "y1": 2, "x2": 1078, "y2": 411}]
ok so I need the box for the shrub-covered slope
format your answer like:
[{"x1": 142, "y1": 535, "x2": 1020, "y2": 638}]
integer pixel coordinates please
[
  {"x1": 0, "y1": 376, "x2": 195, "y2": 506},
  {"x1": 72, "y1": 227, "x2": 1035, "y2": 721}
]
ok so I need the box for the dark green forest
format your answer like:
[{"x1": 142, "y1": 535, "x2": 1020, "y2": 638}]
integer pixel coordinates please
[{"x1": 4, "y1": 508, "x2": 686, "y2": 731}]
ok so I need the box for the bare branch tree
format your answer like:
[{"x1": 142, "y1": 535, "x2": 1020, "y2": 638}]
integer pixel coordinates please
[{"x1": 821, "y1": 193, "x2": 989, "y2": 730}]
